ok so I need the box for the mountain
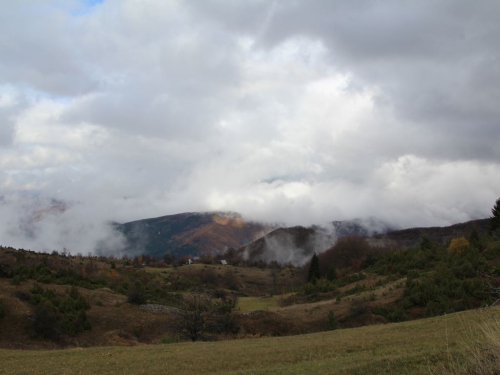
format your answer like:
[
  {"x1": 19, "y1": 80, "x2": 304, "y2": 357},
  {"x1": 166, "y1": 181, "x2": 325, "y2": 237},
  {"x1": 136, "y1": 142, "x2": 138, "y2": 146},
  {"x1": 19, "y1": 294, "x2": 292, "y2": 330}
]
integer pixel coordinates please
[
  {"x1": 238, "y1": 225, "x2": 336, "y2": 266},
  {"x1": 117, "y1": 212, "x2": 273, "y2": 258},
  {"x1": 370, "y1": 218, "x2": 490, "y2": 248},
  {"x1": 237, "y1": 218, "x2": 394, "y2": 267},
  {"x1": 237, "y1": 218, "x2": 491, "y2": 266},
  {"x1": 331, "y1": 217, "x2": 395, "y2": 237}
]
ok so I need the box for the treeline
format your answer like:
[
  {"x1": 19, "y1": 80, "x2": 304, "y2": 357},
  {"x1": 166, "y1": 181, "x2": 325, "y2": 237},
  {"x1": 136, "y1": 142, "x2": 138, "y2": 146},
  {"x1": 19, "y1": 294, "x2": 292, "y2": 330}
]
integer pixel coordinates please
[
  {"x1": 300, "y1": 227, "x2": 500, "y2": 320},
  {"x1": 371, "y1": 233, "x2": 499, "y2": 317}
]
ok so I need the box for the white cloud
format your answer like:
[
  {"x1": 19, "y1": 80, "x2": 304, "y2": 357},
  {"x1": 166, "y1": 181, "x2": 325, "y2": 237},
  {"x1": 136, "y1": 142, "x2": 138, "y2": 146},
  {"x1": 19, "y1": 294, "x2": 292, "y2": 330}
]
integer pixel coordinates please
[{"x1": 0, "y1": 0, "x2": 499, "y2": 253}]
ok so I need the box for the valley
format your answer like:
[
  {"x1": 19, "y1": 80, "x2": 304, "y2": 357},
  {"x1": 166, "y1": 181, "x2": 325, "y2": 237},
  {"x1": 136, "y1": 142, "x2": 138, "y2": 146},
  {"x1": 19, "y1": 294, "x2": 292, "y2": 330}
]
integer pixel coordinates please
[{"x1": 1, "y1": 214, "x2": 500, "y2": 374}]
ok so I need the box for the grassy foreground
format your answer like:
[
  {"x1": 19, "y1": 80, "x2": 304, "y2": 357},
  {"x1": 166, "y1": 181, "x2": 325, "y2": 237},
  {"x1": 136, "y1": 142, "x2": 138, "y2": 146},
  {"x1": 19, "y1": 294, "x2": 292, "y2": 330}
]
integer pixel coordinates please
[{"x1": 1, "y1": 307, "x2": 498, "y2": 375}]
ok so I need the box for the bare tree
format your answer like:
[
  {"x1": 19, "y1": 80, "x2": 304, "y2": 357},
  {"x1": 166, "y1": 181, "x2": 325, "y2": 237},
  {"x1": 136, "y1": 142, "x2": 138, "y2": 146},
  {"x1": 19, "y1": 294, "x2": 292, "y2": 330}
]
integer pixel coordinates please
[
  {"x1": 480, "y1": 272, "x2": 500, "y2": 307},
  {"x1": 174, "y1": 291, "x2": 215, "y2": 342}
]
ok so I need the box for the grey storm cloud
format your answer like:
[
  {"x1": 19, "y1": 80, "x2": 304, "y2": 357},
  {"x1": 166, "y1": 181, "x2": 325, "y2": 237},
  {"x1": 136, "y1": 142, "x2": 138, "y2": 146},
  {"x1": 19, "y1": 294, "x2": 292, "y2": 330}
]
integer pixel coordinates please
[
  {"x1": 197, "y1": 0, "x2": 500, "y2": 162},
  {"x1": 0, "y1": 0, "x2": 499, "y2": 253}
]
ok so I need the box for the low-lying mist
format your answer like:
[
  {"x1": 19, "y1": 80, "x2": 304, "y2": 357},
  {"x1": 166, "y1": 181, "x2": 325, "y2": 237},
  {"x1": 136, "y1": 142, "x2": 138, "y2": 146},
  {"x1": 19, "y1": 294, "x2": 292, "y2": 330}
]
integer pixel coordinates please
[{"x1": 0, "y1": 193, "x2": 127, "y2": 257}]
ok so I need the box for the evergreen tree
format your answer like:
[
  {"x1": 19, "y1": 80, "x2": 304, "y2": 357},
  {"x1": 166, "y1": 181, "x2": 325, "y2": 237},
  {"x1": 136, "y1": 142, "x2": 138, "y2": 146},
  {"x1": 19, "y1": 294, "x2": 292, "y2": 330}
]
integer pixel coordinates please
[
  {"x1": 325, "y1": 310, "x2": 340, "y2": 330},
  {"x1": 307, "y1": 253, "x2": 320, "y2": 282},
  {"x1": 469, "y1": 227, "x2": 480, "y2": 248},
  {"x1": 420, "y1": 235, "x2": 432, "y2": 250},
  {"x1": 492, "y1": 197, "x2": 500, "y2": 232}
]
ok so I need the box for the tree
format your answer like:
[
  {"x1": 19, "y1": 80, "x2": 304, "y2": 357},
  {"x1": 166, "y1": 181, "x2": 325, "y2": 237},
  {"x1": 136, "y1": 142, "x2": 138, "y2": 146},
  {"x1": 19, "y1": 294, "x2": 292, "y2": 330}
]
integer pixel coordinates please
[
  {"x1": 491, "y1": 197, "x2": 500, "y2": 232},
  {"x1": 469, "y1": 227, "x2": 480, "y2": 249},
  {"x1": 447, "y1": 237, "x2": 470, "y2": 253},
  {"x1": 174, "y1": 291, "x2": 215, "y2": 342},
  {"x1": 307, "y1": 253, "x2": 320, "y2": 283},
  {"x1": 319, "y1": 236, "x2": 371, "y2": 274}
]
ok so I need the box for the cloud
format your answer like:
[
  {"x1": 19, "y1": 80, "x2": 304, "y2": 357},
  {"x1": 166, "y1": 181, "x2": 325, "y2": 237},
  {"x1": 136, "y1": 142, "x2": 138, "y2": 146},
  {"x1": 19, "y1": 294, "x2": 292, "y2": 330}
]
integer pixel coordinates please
[
  {"x1": 0, "y1": 193, "x2": 126, "y2": 256},
  {"x1": 0, "y1": 0, "x2": 499, "y2": 253}
]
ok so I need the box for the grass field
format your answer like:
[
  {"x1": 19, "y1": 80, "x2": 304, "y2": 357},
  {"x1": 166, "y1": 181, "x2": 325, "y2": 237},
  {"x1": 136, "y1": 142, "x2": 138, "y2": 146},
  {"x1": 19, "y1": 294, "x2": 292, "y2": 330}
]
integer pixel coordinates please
[
  {"x1": 237, "y1": 294, "x2": 289, "y2": 311},
  {"x1": 1, "y1": 307, "x2": 498, "y2": 375}
]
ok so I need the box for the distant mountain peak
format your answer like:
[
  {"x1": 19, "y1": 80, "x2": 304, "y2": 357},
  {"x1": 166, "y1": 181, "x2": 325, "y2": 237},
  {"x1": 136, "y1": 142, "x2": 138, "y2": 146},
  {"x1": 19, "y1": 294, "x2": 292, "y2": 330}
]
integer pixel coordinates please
[{"x1": 117, "y1": 211, "x2": 274, "y2": 257}]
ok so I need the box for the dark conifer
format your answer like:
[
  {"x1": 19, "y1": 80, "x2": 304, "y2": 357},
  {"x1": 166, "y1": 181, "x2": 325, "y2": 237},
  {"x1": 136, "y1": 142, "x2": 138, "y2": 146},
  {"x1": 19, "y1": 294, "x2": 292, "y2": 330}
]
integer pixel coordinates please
[
  {"x1": 469, "y1": 226, "x2": 480, "y2": 248},
  {"x1": 491, "y1": 197, "x2": 500, "y2": 232},
  {"x1": 307, "y1": 253, "x2": 320, "y2": 282}
]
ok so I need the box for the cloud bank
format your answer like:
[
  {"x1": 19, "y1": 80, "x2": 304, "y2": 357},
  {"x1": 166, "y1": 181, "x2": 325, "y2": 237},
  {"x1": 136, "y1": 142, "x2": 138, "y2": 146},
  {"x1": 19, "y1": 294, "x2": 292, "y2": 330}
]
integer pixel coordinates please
[{"x1": 1, "y1": 0, "x2": 499, "y2": 253}]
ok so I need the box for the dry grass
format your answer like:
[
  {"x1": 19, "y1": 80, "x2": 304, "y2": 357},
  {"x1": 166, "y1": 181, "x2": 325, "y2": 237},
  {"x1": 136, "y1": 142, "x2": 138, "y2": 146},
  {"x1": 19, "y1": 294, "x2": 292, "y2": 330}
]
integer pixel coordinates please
[
  {"x1": 433, "y1": 312, "x2": 500, "y2": 374},
  {"x1": 1, "y1": 307, "x2": 499, "y2": 375},
  {"x1": 0, "y1": 279, "x2": 173, "y2": 349},
  {"x1": 145, "y1": 264, "x2": 300, "y2": 296},
  {"x1": 237, "y1": 294, "x2": 292, "y2": 311}
]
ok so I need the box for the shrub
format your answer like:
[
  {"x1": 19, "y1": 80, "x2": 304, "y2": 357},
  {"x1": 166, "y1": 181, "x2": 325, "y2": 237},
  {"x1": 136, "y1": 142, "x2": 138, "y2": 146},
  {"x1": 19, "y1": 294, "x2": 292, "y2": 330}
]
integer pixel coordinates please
[
  {"x1": 161, "y1": 333, "x2": 181, "y2": 344},
  {"x1": 30, "y1": 300, "x2": 60, "y2": 340},
  {"x1": 11, "y1": 275, "x2": 21, "y2": 285},
  {"x1": 14, "y1": 291, "x2": 30, "y2": 301},
  {"x1": 60, "y1": 310, "x2": 92, "y2": 336},
  {"x1": 0, "y1": 299, "x2": 6, "y2": 319},
  {"x1": 0, "y1": 264, "x2": 9, "y2": 278},
  {"x1": 448, "y1": 237, "x2": 470, "y2": 253},
  {"x1": 325, "y1": 266, "x2": 337, "y2": 281},
  {"x1": 325, "y1": 310, "x2": 340, "y2": 330},
  {"x1": 127, "y1": 288, "x2": 147, "y2": 305},
  {"x1": 349, "y1": 300, "x2": 369, "y2": 318},
  {"x1": 28, "y1": 284, "x2": 92, "y2": 339}
]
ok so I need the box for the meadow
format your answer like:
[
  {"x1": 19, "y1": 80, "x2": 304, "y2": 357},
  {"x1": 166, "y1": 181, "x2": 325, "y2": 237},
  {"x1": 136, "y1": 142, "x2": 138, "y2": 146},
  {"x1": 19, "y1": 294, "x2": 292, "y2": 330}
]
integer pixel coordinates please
[{"x1": 1, "y1": 307, "x2": 498, "y2": 375}]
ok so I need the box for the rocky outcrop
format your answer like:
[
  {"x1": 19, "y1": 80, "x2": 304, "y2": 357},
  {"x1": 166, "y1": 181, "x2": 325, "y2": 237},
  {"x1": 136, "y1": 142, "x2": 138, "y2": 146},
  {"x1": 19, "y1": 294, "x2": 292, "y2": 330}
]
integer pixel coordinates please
[{"x1": 139, "y1": 304, "x2": 182, "y2": 314}]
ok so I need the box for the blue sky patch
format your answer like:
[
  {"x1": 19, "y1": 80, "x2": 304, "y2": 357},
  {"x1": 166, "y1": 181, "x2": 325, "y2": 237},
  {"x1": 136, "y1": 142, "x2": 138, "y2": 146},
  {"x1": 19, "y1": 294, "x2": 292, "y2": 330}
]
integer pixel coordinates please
[
  {"x1": 80, "y1": 0, "x2": 104, "y2": 6},
  {"x1": 72, "y1": 0, "x2": 104, "y2": 16}
]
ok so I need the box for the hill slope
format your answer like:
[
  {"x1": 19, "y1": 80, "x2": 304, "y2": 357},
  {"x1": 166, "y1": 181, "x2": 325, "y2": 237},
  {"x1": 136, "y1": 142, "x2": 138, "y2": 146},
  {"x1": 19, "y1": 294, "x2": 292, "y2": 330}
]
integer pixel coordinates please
[
  {"x1": 117, "y1": 212, "x2": 273, "y2": 258},
  {"x1": 237, "y1": 218, "x2": 392, "y2": 266},
  {"x1": 1, "y1": 307, "x2": 498, "y2": 375},
  {"x1": 239, "y1": 218, "x2": 491, "y2": 266},
  {"x1": 371, "y1": 218, "x2": 490, "y2": 248},
  {"x1": 238, "y1": 226, "x2": 335, "y2": 266}
]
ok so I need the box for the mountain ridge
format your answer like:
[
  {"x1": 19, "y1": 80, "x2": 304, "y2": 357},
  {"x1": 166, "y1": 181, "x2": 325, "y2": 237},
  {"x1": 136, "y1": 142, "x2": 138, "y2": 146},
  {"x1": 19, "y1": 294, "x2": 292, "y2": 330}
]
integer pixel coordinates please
[{"x1": 116, "y1": 211, "x2": 274, "y2": 258}]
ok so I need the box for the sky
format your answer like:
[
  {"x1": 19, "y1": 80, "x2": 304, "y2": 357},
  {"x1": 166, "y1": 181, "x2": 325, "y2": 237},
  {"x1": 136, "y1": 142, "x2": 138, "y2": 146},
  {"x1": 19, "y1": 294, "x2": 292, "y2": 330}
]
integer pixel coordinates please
[{"x1": 1, "y1": 0, "x2": 500, "y2": 253}]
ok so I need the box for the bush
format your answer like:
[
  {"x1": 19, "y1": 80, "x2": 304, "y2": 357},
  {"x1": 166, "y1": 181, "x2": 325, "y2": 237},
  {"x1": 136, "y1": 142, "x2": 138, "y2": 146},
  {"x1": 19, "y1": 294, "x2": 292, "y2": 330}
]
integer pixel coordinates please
[
  {"x1": 11, "y1": 275, "x2": 21, "y2": 285},
  {"x1": 30, "y1": 301, "x2": 60, "y2": 340},
  {"x1": 372, "y1": 306, "x2": 408, "y2": 322},
  {"x1": 14, "y1": 291, "x2": 30, "y2": 301},
  {"x1": 127, "y1": 288, "x2": 147, "y2": 305},
  {"x1": 161, "y1": 333, "x2": 181, "y2": 344},
  {"x1": 60, "y1": 310, "x2": 92, "y2": 336},
  {"x1": 0, "y1": 299, "x2": 6, "y2": 319},
  {"x1": 325, "y1": 310, "x2": 340, "y2": 330},
  {"x1": 349, "y1": 300, "x2": 369, "y2": 318},
  {"x1": 325, "y1": 266, "x2": 337, "y2": 281},
  {"x1": 0, "y1": 264, "x2": 9, "y2": 278},
  {"x1": 28, "y1": 284, "x2": 92, "y2": 339}
]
